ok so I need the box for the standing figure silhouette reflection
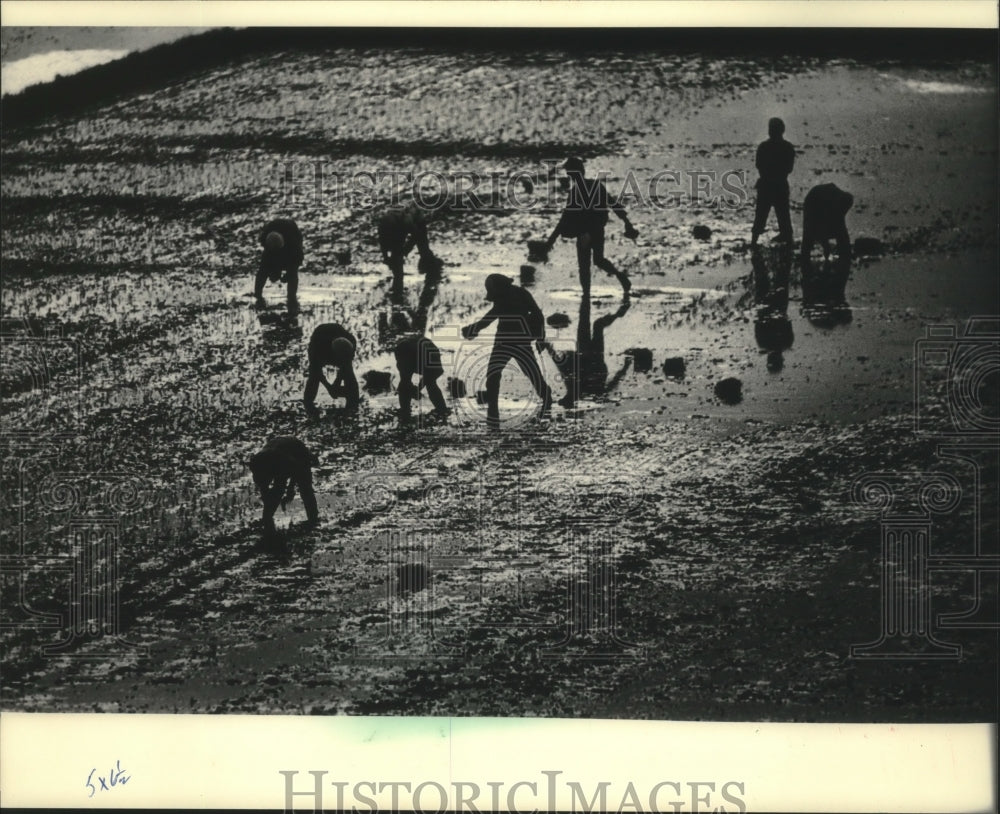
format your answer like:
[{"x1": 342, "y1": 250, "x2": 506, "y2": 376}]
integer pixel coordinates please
[
  {"x1": 541, "y1": 298, "x2": 632, "y2": 407},
  {"x1": 378, "y1": 258, "x2": 443, "y2": 344},
  {"x1": 751, "y1": 246, "x2": 794, "y2": 373}
]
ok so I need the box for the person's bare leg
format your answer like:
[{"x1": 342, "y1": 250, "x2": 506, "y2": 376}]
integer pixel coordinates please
[
  {"x1": 512, "y1": 344, "x2": 552, "y2": 413},
  {"x1": 485, "y1": 345, "x2": 512, "y2": 426},
  {"x1": 593, "y1": 230, "x2": 630, "y2": 294},
  {"x1": 424, "y1": 371, "x2": 448, "y2": 413},
  {"x1": 576, "y1": 234, "x2": 592, "y2": 299}
]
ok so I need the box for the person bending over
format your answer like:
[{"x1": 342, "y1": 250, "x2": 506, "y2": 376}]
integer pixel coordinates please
[
  {"x1": 249, "y1": 436, "x2": 318, "y2": 534},
  {"x1": 304, "y1": 323, "x2": 359, "y2": 413}
]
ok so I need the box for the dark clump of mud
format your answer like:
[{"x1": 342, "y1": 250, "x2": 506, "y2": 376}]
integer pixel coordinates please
[
  {"x1": 662, "y1": 356, "x2": 686, "y2": 378},
  {"x1": 626, "y1": 347, "x2": 654, "y2": 373},
  {"x1": 853, "y1": 237, "x2": 884, "y2": 256},
  {"x1": 362, "y1": 370, "x2": 393, "y2": 394},
  {"x1": 418, "y1": 255, "x2": 444, "y2": 275},
  {"x1": 714, "y1": 377, "x2": 743, "y2": 405},
  {"x1": 527, "y1": 240, "x2": 550, "y2": 262}
]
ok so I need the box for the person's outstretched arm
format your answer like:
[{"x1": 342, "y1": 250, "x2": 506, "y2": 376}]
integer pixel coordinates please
[
  {"x1": 546, "y1": 215, "x2": 564, "y2": 247},
  {"x1": 314, "y1": 364, "x2": 333, "y2": 390},
  {"x1": 281, "y1": 479, "x2": 297, "y2": 510},
  {"x1": 346, "y1": 369, "x2": 360, "y2": 409},
  {"x1": 603, "y1": 182, "x2": 637, "y2": 236},
  {"x1": 546, "y1": 189, "x2": 573, "y2": 247},
  {"x1": 263, "y1": 477, "x2": 287, "y2": 516},
  {"x1": 462, "y1": 305, "x2": 498, "y2": 339},
  {"x1": 339, "y1": 364, "x2": 360, "y2": 409}
]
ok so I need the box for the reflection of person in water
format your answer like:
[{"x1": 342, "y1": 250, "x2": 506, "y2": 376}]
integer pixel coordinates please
[
  {"x1": 303, "y1": 323, "x2": 359, "y2": 413},
  {"x1": 801, "y1": 254, "x2": 853, "y2": 329},
  {"x1": 256, "y1": 219, "x2": 304, "y2": 303},
  {"x1": 249, "y1": 436, "x2": 319, "y2": 535},
  {"x1": 751, "y1": 246, "x2": 794, "y2": 372},
  {"x1": 258, "y1": 309, "x2": 302, "y2": 342},
  {"x1": 545, "y1": 157, "x2": 637, "y2": 299},
  {"x1": 541, "y1": 298, "x2": 632, "y2": 407},
  {"x1": 410, "y1": 264, "x2": 442, "y2": 336},
  {"x1": 378, "y1": 201, "x2": 442, "y2": 295},
  {"x1": 462, "y1": 274, "x2": 553, "y2": 427},
  {"x1": 378, "y1": 263, "x2": 443, "y2": 345},
  {"x1": 751, "y1": 118, "x2": 795, "y2": 246},
  {"x1": 395, "y1": 335, "x2": 449, "y2": 419},
  {"x1": 801, "y1": 183, "x2": 853, "y2": 262}
]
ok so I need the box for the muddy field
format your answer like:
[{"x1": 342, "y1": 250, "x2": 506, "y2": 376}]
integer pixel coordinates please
[{"x1": 1, "y1": 36, "x2": 997, "y2": 720}]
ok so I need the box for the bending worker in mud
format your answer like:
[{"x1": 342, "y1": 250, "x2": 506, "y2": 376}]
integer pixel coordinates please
[
  {"x1": 801, "y1": 183, "x2": 853, "y2": 262},
  {"x1": 378, "y1": 201, "x2": 443, "y2": 295},
  {"x1": 256, "y1": 218, "x2": 304, "y2": 302},
  {"x1": 303, "y1": 323, "x2": 359, "y2": 414},
  {"x1": 249, "y1": 436, "x2": 319, "y2": 535},
  {"x1": 462, "y1": 273, "x2": 553, "y2": 427},
  {"x1": 395, "y1": 334, "x2": 449, "y2": 420},
  {"x1": 751, "y1": 118, "x2": 796, "y2": 246},
  {"x1": 544, "y1": 157, "x2": 638, "y2": 299}
]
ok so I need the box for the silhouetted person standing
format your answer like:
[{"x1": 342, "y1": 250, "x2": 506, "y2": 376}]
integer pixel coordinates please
[
  {"x1": 462, "y1": 274, "x2": 553, "y2": 427},
  {"x1": 304, "y1": 323, "x2": 359, "y2": 413},
  {"x1": 249, "y1": 436, "x2": 318, "y2": 535},
  {"x1": 545, "y1": 157, "x2": 637, "y2": 298},
  {"x1": 801, "y1": 183, "x2": 853, "y2": 261},
  {"x1": 751, "y1": 118, "x2": 795, "y2": 246},
  {"x1": 256, "y1": 219, "x2": 304, "y2": 302},
  {"x1": 378, "y1": 201, "x2": 441, "y2": 295},
  {"x1": 395, "y1": 335, "x2": 448, "y2": 419}
]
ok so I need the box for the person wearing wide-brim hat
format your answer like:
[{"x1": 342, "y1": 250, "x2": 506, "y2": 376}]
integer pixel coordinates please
[
  {"x1": 462, "y1": 274, "x2": 553, "y2": 427},
  {"x1": 544, "y1": 157, "x2": 637, "y2": 299},
  {"x1": 249, "y1": 436, "x2": 319, "y2": 535},
  {"x1": 303, "y1": 323, "x2": 359, "y2": 413},
  {"x1": 256, "y1": 218, "x2": 305, "y2": 301}
]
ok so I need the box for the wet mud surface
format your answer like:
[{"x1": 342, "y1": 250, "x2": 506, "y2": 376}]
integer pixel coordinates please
[{"x1": 1, "y1": 48, "x2": 997, "y2": 720}]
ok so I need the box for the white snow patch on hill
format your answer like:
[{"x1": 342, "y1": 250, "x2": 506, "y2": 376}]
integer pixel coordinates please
[{"x1": 2, "y1": 48, "x2": 128, "y2": 96}]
